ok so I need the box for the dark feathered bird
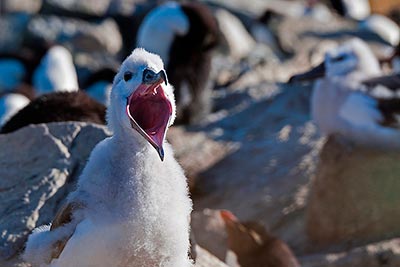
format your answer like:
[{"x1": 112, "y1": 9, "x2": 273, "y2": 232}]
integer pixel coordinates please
[
  {"x1": 1, "y1": 91, "x2": 106, "y2": 134},
  {"x1": 137, "y1": 1, "x2": 220, "y2": 124}
]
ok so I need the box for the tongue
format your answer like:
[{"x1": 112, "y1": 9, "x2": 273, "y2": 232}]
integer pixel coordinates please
[{"x1": 126, "y1": 84, "x2": 172, "y2": 159}]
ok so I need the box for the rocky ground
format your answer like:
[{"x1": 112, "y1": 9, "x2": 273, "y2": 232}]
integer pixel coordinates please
[{"x1": 1, "y1": 0, "x2": 400, "y2": 266}]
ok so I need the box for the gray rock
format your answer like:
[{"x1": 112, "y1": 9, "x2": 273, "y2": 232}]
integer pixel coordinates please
[
  {"x1": 277, "y1": 15, "x2": 354, "y2": 55},
  {"x1": 0, "y1": 122, "x2": 110, "y2": 262},
  {"x1": 0, "y1": 14, "x2": 30, "y2": 53},
  {"x1": 26, "y1": 16, "x2": 123, "y2": 55},
  {"x1": 193, "y1": 82, "x2": 324, "y2": 254},
  {"x1": 1, "y1": 244, "x2": 229, "y2": 267},
  {"x1": 191, "y1": 209, "x2": 228, "y2": 262},
  {"x1": 300, "y1": 238, "x2": 400, "y2": 267},
  {"x1": 194, "y1": 246, "x2": 229, "y2": 267},
  {"x1": 2, "y1": 0, "x2": 42, "y2": 14},
  {"x1": 167, "y1": 127, "x2": 234, "y2": 190},
  {"x1": 0, "y1": 257, "x2": 29, "y2": 267},
  {"x1": 306, "y1": 136, "x2": 400, "y2": 251}
]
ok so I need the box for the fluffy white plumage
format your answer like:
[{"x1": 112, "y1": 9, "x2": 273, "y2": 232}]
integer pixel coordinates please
[
  {"x1": 334, "y1": 85, "x2": 400, "y2": 149},
  {"x1": 341, "y1": 0, "x2": 370, "y2": 20},
  {"x1": 323, "y1": 38, "x2": 381, "y2": 83},
  {"x1": 0, "y1": 59, "x2": 26, "y2": 92},
  {"x1": 23, "y1": 48, "x2": 192, "y2": 267},
  {"x1": 339, "y1": 92, "x2": 383, "y2": 128},
  {"x1": 309, "y1": 38, "x2": 400, "y2": 148},
  {"x1": 137, "y1": 2, "x2": 189, "y2": 66},
  {"x1": 33, "y1": 45, "x2": 79, "y2": 96},
  {"x1": 0, "y1": 93, "x2": 30, "y2": 126}
]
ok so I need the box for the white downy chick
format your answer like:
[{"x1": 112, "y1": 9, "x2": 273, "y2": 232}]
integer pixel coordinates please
[{"x1": 23, "y1": 48, "x2": 193, "y2": 267}]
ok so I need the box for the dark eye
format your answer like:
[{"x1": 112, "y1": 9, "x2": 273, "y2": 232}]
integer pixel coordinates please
[
  {"x1": 124, "y1": 71, "x2": 133, "y2": 82},
  {"x1": 333, "y1": 55, "x2": 346, "y2": 62}
]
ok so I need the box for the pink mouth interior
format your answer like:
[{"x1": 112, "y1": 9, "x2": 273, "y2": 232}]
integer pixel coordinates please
[{"x1": 127, "y1": 83, "x2": 172, "y2": 148}]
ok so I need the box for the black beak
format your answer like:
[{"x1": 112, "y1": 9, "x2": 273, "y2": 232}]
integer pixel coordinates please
[
  {"x1": 142, "y1": 69, "x2": 168, "y2": 85},
  {"x1": 288, "y1": 62, "x2": 326, "y2": 83}
]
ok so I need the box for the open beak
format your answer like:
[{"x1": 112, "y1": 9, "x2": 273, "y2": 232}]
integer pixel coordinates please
[
  {"x1": 288, "y1": 62, "x2": 326, "y2": 83},
  {"x1": 126, "y1": 69, "x2": 171, "y2": 161}
]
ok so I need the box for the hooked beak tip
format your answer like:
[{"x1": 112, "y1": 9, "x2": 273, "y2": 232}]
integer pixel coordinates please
[
  {"x1": 161, "y1": 70, "x2": 168, "y2": 86},
  {"x1": 157, "y1": 147, "x2": 165, "y2": 161},
  {"x1": 142, "y1": 69, "x2": 169, "y2": 86}
]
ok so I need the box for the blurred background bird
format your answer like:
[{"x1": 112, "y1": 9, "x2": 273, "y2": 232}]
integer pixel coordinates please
[
  {"x1": 289, "y1": 38, "x2": 400, "y2": 148},
  {"x1": 137, "y1": 1, "x2": 220, "y2": 124}
]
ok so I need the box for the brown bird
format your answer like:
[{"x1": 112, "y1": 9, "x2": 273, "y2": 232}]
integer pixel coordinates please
[
  {"x1": 220, "y1": 210, "x2": 300, "y2": 267},
  {"x1": 1, "y1": 91, "x2": 106, "y2": 134}
]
